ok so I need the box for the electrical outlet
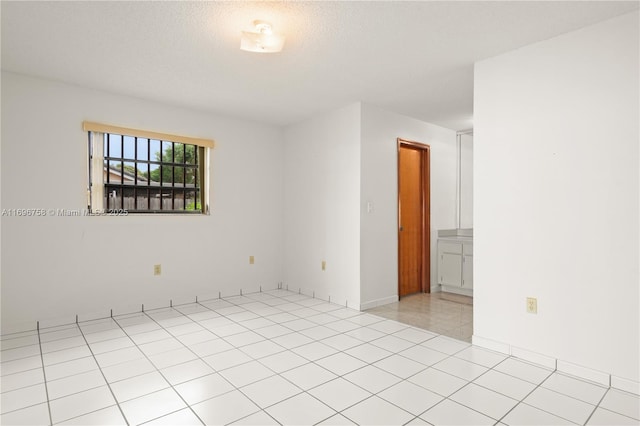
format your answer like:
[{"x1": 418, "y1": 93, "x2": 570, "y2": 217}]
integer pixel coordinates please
[
  {"x1": 154, "y1": 264, "x2": 161, "y2": 276},
  {"x1": 322, "y1": 260, "x2": 326, "y2": 271},
  {"x1": 249, "y1": 256, "x2": 255, "y2": 265},
  {"x1": 526, "y1": 297, "x2": 537, "y2": 314}
]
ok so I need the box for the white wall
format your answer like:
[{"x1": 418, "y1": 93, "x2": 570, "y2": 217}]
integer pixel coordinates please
[
  {"x1": 282, "y1": 103, "x2": 361, "y2": 307},
  {"x1": 474, "y1": 11, "x2": 639, "y2": 382},
  {"x1": 459, "y1": 134, "x2": 473, "y2": 229},
  {"x1": 360, "y1": 103, "x2": 457, "y2": 307},
  {"x1": 1, "y1": 72, "x2": 284, "y2": 333}
]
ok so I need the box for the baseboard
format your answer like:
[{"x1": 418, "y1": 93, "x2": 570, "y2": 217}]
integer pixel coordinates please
[
  {"x1": 359, "y1": 295, "x2": 399, "y2": 311},
  {"x1": 472, "y1": 334, "x2": 639, "y2": 395}
]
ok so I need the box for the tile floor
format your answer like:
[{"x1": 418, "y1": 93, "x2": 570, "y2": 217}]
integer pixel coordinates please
[
  {"x1": 1, "y1": 289, "x2": 638, "y2": 425},
  {"x1": 366, "y1": 292, "x2": 473, "y2": 343}
]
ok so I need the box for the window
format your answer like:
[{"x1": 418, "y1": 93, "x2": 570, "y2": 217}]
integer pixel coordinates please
[{"x1": 84, "y1": 122, "x2": 214, "y2": 214}]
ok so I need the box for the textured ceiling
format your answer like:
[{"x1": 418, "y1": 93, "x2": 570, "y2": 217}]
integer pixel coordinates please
[{"x1": 2, "y1": 1, "x2": 638, "y2": 130}]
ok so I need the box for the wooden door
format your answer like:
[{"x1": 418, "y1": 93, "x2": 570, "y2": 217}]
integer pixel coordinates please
[{"x1": 398, "y1": 140, "x2": 430, "y2": 297}]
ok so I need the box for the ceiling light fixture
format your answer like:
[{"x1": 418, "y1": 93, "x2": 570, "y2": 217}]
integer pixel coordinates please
[{"x1": 240, "y1": 20, "x2": 285, "y2": 53}]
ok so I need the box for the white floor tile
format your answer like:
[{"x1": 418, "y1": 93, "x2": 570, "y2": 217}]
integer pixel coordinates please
[
  {"x1": 454, "y1": 346, "x2": 508, "y2": 368},
  {"x1": 176, "y1": 330, "x2": 217, "y2": 346},
  {"x1": 138, "y1": 337, "x2": 184, "y2": 357},
  {"x1": 494, "y1": 357, "x2": 554, "y2": 385},
  {"x1": 344, "y1": 342, "x2": 393, "y2": 363},
  {"x1": 7, "y1": 289, "x2": 628, "y2": 426},
  {"x1": 83, "y1": 328, "x2": 127, "y2": 344},
  {"x1": 524, "y1": 386, "x2": 596, "y2": 424},
  {"x1": 160, "y1": 359, "x2": 214, "y2": 385},
  {"x1": 392, "y1": 327, "x2": 438, "y2": 344},
  {"x1": 409, "y1": 367, "x2": 468, "y2": 397},
  {"x1": 291, "y1": 341, "x2": 338, "y2": 361},
  {"x1": 433, "y1": 356, "x2": 488, "y2": 381},
  {"x1": 0, "y1": 334, "x2": 39, "y2": 351},
  {"x1": 223, "y1": 331, "x2": 265, "y2": 348},
  {"x1": 316, "y1": 413, "x2": 357, "y2": 425},
  {"x1": 239, "y1": 340, "x2": 285, "y2": 359},
  {"x1": 258, "y1": 350, "x2": 308, "y2": 373},
  {"x1": 343, "y1": 365, "x2": 402, "y2": 393},
  {"x1": 241, "y1": 374, "x2": 302, "y2": 408},
  {"x1": 41, "y1": 336, "x2": 91, "y2": 352},
  {"x1": 450, "y1": 383, "x2": 519, "y2": 420},
  {"x1": 88, "y1": 336, "x2": 135, "y2": 354},
  {"x1": 190, "y1": 338, "x2": 234, "y2": 357},
  {"x1": 148, "y1": 347, "x2": 197, "y2": 369},
  {"x1": 166, "y1": 322, "x2": 205, "y2": 337},
  {"x1": 0, "y1": 355, "x2": 43, "y2": 376},
  {"x1": 175, "y1": 373, "x2": 235, "y2": 405},
  {"x1": 0, "y1": 368, "x2": 45, "y2": 393},
  {"x1": 230, "y1": 410, "x2": 279, "y2": 425},
  {"x1": 370, "y1": 334, "x2": 416, "y2": 353},
  {"x1": 315, "y1": 352, "x2": 367, "y2": 376},
  {"x1": 253, "y1": 324, "x2": 293, "y2": 339},
  {"x1": 587, "y1": 407, "x2": 639, "y2": 425},
  {"x1": 110, "y1": 371, "x2": 170, "y2": 403},
  {"x1": 94, "y1": 346, "x2": 144, "y2": 368},
  {"x1": 271, "y1": 332, "x2": 314, "y2": 349},
  {"x1": 240, "y1": 318, "x2": 277, "y2": 330},
  {"x1": 320, "y1": 334, "x2": 363, "y2": 351},
  {"x1": 599, "y1": 389, "x2": 640, "y2": 420},
  {"x1": 323, "y1": 320, "x2": 361, "y2": 333},
  {"x1": 341, "y1": 395, "x2": 414, "y2": 425},
  {"x1": 398, "y1": 344, "x2": 448, "y2": 366},
  {"x1": 49, "y1": 385, "x2": 116, "y2": 424},
  {"x1": 300, "y1": 325, "x2": 339, "y2": 340},
  {"x1": 219, "y1": 360, "x2": 274, "y2": 387},
  {"x1": 43, "y1": 345, "x2": 92, "y2": 366},
  {"x1": 473, "y1": 369, "x2": 537, "y2": 400},
  {"x1": 501, "y1": 402, "x2": 574, "y2": 425},
  {"x1": 1, "y1": 383, "x2": 47, "y2": 414},
  {"x1": 57, "y1": 405, "x2": 127, "y2": 425},
  {"x1": 47, "y1": 369, "x2": 106, "y2": 400},
  {"x1": 420, "y1": 398, "x2": 495, "y2": 426},
  {"x1": 143, "y1": 408, "x2": 204, "y2": 425},
  {"x1": 541, "y1": 372, "x2": 608, "y2": 405},
  {"x1": 1, "y1": 344, "x2": 41, "y2": 361},
  {"x1": 192, "y1": 390, "x2": 260, "y2": 425},
  {"x1": 208, "y1": 323, "x2": 248, "y2": 337},
  {"x1": 120, "y1": 388, "x2": 186, "y2": 425},
  {"x1": 39, "y1": 327, "x2": 81, "y2": 343},
  {"x1": 347, "y1": 314, "x2": 385, "y2": 327},
  {"x1": 101, "y1": 357, "x2": 156, "y2": 383},
  {"x1": 420, "y1": 335, "x2": 469, "y2": 355},
  {"x1": 367, "y1": 320, "x2": 408, "y2": 334},
  {"x1": 0, "y1": 402, "x2": 50, "y2": 426},
  {"x1": 266, "y1": 392, "x2": 336, "y2": 425},
  {"x1": 280, "y1": 363, "x2": 337, "y2": 390},
  {"x1": 373, "y1": 354, "x2": 428, "y2": 379},
  {"x1": 308, "y1": 377, "x2": 372, "y2": 411},
  {"x1": 378, "y1": 381, "x2": 443, "y2": 415}
]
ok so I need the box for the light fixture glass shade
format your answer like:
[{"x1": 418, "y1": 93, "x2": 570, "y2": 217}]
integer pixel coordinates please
[{"x1": 240, "y1": 21, "x2": 285, "y2": 53}]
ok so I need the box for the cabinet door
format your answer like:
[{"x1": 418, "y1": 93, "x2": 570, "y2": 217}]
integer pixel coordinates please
[
  {"x1": 440, "y1": 253, "x2": 462, "y2": 287},
  {"x1": 462, "y1": 255, "x2": 473, "y2": 289}
]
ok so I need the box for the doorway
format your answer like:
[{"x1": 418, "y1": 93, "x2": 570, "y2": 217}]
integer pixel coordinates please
[{"x1": 397, "y1": 138, "x2": 430, "y2": 298}]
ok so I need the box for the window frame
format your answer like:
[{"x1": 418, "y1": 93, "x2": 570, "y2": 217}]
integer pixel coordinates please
[{"x1": 85, "y1": 122, "x2": 213, "y2": 215}]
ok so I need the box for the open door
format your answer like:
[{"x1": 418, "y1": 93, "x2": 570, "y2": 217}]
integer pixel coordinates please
[{"x1": 398, "y1": 139, "x2": 430, "y2": 297}]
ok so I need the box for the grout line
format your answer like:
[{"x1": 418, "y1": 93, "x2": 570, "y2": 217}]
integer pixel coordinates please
[
  {"x1": 74, "y1": 323, "x2": 130, "y2": 426},
  {"x1": 35, "y1": 329, "x2": 54, "y2": 426},
  {"x1": 108, "y1": 313, "x2": 206, "y2": 426},
  {"x1": 4, "y1": 289, "x2": 632, "y2": 426}
]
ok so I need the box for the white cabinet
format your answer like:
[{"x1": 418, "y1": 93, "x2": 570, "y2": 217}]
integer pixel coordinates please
[{"x1": 438, "y1": 237, "x2": 473, "y2": 295}]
